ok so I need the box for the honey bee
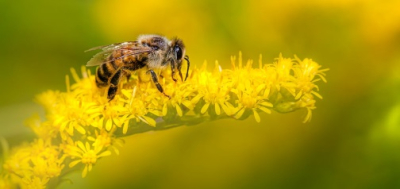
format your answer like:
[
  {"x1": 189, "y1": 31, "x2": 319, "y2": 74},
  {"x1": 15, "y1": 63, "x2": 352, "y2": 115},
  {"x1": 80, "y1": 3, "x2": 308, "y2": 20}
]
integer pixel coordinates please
[{"x1": 86, "y1": 34, "x2": 190, "y2": 101}]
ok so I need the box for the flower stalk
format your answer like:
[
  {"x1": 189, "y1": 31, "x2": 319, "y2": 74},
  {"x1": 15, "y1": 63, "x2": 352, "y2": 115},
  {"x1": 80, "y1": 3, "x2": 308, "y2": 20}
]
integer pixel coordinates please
[{"x1": 0, "y1": 52, "x2": 328, "y2": 188}]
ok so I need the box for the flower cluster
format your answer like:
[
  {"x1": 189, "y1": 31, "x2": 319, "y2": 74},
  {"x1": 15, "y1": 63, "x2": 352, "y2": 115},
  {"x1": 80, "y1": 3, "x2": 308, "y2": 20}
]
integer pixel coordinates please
[
  {"x1": 1, "y1": 139, "x2": 63, "y2": 189},
  {"x1": 0, "y1": 53, "x2": 328, "y2": 188}
]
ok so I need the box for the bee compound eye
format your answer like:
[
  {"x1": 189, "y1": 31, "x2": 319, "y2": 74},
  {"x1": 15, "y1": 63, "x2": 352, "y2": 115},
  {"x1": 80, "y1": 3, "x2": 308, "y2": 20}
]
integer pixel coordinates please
[
  {"x1": 175, "y1": 46, "x2": 183, "y2": 60},
  {"x1": 151, "y1": 46, "x2": 159, "y2": 50}
]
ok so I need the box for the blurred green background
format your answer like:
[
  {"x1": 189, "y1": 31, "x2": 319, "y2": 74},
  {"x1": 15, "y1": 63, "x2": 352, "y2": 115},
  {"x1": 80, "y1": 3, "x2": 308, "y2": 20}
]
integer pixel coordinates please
[{"x1": 1, "y1": 0, "x2": 400, "y2": 188}]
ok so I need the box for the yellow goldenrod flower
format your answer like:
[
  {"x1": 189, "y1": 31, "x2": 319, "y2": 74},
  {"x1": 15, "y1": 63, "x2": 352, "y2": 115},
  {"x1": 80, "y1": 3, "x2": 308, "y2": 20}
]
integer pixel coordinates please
[
  {"x1": 2, "y1": 139, "x2": 63, "y2": 189},
  {"x1": 0, "y1": 52, "x2": 327, "y2": 188},
  {"x1": 93, "y1": 103, "x2": 129, "y2": 131},
  {"x1": 67, "y1": 141, "x2": 111, "y2": 178},
  {"x1": 20, "y1": 176, "x2": 49, "y2": 189},
  {"x1": 0, "y1": 176, "x2": 14, "y2": 189},
  {"x1": 87, "y1": 129, "x2": 124, "y2": 155},
  {"x1": 51, "y1": 96, "x2": 100, "y2": 137}
]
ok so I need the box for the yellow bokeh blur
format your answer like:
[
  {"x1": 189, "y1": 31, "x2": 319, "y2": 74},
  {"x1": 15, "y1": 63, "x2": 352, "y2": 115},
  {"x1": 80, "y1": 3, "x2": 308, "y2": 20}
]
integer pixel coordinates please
[{"x1": 1, "y1": 0, "x2": 400, "y2": 188}]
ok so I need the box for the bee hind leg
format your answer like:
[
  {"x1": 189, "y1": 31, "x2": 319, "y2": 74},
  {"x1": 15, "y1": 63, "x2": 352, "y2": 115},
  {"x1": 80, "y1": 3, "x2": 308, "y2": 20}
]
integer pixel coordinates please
[
  {"x1": 123, "y1": 70, "x2": 131, "y2": 82},
  {"x1": 108, "y1": 68, "x2": 124, "y2": 101},
  {"x1": 148, "y1": 69, "x2": 170, "y2": 99},
  {"x1": 108, "y1": 85, "x2": 118, "y2": 101}
]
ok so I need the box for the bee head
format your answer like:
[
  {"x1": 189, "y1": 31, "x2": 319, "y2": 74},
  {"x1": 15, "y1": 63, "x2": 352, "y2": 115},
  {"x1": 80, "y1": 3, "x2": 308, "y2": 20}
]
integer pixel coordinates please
[
  {"x1": 170, "y1": 38, "x2": 190, "y2": 81},
  {"x1": 171, "y1": 38, "x2": 185, "y2": 62}
]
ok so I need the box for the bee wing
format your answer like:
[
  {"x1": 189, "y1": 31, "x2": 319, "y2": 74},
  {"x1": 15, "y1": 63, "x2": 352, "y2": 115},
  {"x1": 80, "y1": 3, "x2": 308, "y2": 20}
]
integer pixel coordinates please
[
  {"x1": 86, "y1": 51, "x2": 112, "y2": 66},
  {"x1": 99, "y1": 48, "x2": 153, "y2": 65},
  {"x1": 86, "y1": 43, "x2": 153, "y2": 67},
  {"x1": 84, "y1": 41, "x2": 136, "y2": 52},
  {"x1": 86, "y1": 42, "x2": 135, "y2": 67}
]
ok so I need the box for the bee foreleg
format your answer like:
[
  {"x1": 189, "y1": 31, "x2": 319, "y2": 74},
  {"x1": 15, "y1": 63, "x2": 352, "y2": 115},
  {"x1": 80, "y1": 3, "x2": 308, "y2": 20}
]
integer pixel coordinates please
[
  {"x1": 170, "y1": 59, "x2": 177, "y2": 82},
  {"x1": 177, "y1": 63, "x2": 184, "y2": 82},
  {"x1": 148, "y1": 69, "x2": 170, "y2": 99},
  {"x1": 184, "y1": 55, "x2": 190, "y2": 81},
  {"x1": 108, "y1": 68, "x2": 123, "y2": 101}
]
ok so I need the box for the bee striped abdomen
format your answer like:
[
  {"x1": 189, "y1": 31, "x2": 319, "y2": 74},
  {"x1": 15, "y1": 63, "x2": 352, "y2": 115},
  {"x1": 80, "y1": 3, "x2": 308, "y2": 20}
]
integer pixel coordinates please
[
  {"x1": 95, "y1": 64, "x2": 111, "y2": 87},
  {"x1": 95, "y1": 52, "x2": 120, "y2": 87},
  {"x1": 95, "y1": 49, "x2": 139, "y2": 88}
]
